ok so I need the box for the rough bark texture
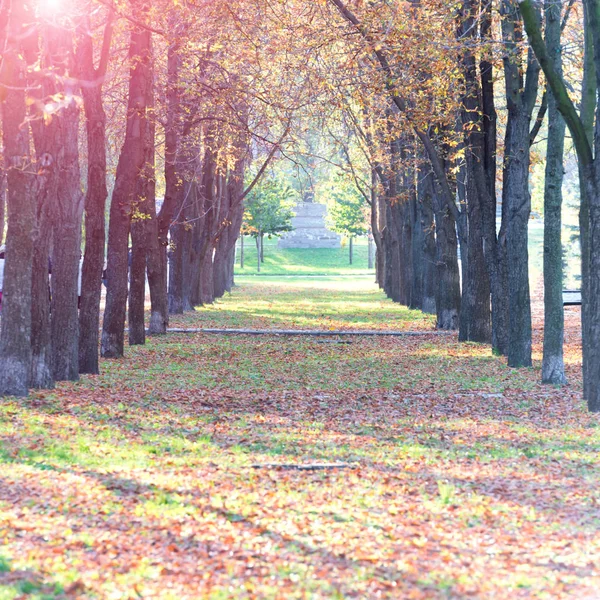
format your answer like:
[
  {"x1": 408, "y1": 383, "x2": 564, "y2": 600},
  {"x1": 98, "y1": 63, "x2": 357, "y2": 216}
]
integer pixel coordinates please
[
  {"x1": 77, "y1": 15, "x2": 111, "y2": 375},
  {"x1": 457, "y1": 0, "x2": 491, "y2": 344},
  {"x1": 128, "y1": 221, "x2": 146, "y2": 345},
  {"x1": 501, "y1": 1, "x2": 540, "y2": 368},
  {"x1": 101, "y1": 10, "x2": 151, "y2": 358},
  {"x1": 49, "y1": 101, "x2": 83, "y2": 382},
  {"x1": 128, "y1": 42, "x2": 157, "y2": 346},
  {"x1": 29, "y1": 94, "x2": 57, "y2": 390},
  {"x1": 0, "y1": 1, "x2": 36, "y2": 397},
  {"x1": 414, "y1": 169, "x2": 437, "y2": 315},
  {"x1": 541, "y1": 0, "x2": 567, "y2": 385},
  {"x1": 430, "y1": 174, "x2": 461, "y2": 330}
]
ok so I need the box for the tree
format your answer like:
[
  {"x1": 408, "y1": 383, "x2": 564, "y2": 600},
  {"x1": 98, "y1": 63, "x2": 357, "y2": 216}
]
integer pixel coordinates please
[
  {"x1": 325, "y1": 173, "x2": 367, "y2": 264},
  {"x1": 0, "y1": 0, "x2": 37, "y2": 397},
  {"x1": 76, "y1": 6, "x2": 113, "y2": 374},
  {"x1": 541, "y1": 0, "x2": 568, "y2": 385},
  {"x1": 519, "y1": 0, "x2": 600, "y2": 409},
  {"x1": 242, "y1": 179, "x2": 295, "y2": 272},
  {"x1": 101, "y1": 1, "x2": 152, "y2": 359}
]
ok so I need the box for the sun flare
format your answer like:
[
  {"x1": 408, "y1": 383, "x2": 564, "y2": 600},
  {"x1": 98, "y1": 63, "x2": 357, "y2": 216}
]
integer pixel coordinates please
[{"x1": 38, "y1": 0, "x2": 63, "y2": 15}]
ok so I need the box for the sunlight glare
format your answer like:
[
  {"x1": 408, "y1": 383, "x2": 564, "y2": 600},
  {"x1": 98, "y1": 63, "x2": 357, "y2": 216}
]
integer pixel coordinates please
[{"x1": 39, "y1": 0, "x2": 63, "y2": 15}]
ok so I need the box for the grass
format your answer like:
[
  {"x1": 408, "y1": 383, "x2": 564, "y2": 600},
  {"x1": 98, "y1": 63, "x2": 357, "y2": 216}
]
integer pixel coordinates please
[
  {"x1": 0, "y1": 274, "x2": 597, "y2": 599},
  {"x1": 169, "y1": 276, "x2": 436, "y2": 330},
  {"x1": 235, "y1": 236, "x2": 374, "y2": 276}
]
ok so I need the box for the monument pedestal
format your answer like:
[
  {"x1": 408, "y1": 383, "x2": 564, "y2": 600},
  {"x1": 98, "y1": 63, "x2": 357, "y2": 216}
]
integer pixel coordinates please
[{"x1": 278, "y1": 202, "x2": 340, "y2": 249}]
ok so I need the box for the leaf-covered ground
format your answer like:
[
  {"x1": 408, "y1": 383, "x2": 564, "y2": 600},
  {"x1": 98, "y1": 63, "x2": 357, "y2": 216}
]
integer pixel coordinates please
[
  {"x1": 168, "y1": 277, "x2": 435, "y2": 331},
  {"x1": 1, "y1": 278, "x2": 598, "y2": 599}
]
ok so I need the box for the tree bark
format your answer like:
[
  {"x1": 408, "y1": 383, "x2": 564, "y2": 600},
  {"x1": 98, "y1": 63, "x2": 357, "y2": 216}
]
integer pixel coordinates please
[
  {"x1": 49, "y1": 101, "x2": 83, "y2": 382},
  {"x1": 541, "y1": 0, "x2": 567, "y2": 385},
  {"x1": 29, "y1": 150, "x2": 53, "y2": 390},
  {"x1": 129, "y1": 35, "x2": 158, "y2": 345},
  {"x1": 77, "y1": 13, "x2": 112, "y2": 375},
  {"x1": 260, "y1": 233, "x2": 264, "y2": 263},
  {"x1": 128, "y1": 221, "x2": 146, "y2": 345},
  {"x1": 256, "y1": 236, "x2": 261, "y2": 272},
  {"x1": 416, "y1": 168, "x2": 437, "y2": 314},
  {"x1": 431, "y1": 174, "x2": 461, "y2": 330},
  {"x1": 101, "y1": 8, "x2": 151, "y2": 358},
  {"x1": 501, "y1": 0, "x2": 540, "y2": 367},
  {"x1": 0, "y1": 1, "x2": 36, "y2": 397}
]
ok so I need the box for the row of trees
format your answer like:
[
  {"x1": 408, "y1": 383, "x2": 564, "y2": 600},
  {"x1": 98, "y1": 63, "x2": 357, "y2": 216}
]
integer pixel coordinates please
[
  {"x1": 0, "y1": 0, "x2": 298, "y2": 395},
  {"x1": 0, "y1": 0, "x2": 598, "y2": 411},
  {"x1": 314, "y1": 0, "x2": 588, "y2": 397}
]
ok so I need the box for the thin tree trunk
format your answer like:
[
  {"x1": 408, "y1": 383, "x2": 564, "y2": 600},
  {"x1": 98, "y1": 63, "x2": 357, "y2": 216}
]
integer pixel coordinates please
[
  {"x1": 260, "y1": 233, "x2": 264, "y2": 263},
  {"x1": 256, "y1": 236, "x2": 261, "y2": 272},
  {"x1": 578, "y1": 2, "x2": 595, "y2": 404},
  {"x1": 129, "y1": 37, "x2": 158, "y2": 345},
  {"x1": 168, "y1": 220, "x2": 185, "y2": 314},
  {"x1": 349, "y1": 236, "x2": 353, "y2": 265},
  {"x1": 367, "y1": 232, "x2": 374, "y2": 269},
  {"x1": 541, "y1": 0, "x2": 567, "y2": 385},
  {"x1": 143, "y1": 57, "x2": 167, "y2": 335}
]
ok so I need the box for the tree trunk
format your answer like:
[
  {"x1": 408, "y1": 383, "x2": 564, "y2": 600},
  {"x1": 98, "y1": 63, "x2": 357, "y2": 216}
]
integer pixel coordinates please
[
  {"x1": 168, "y1": 220, "x2": 185, "y2": 314},
  {"x1": 349, "y1": 237, "x2": 353, "y2": 265},
  {"x1": 0, "y1": 177, "x2": 5, "y2": 247},
  {"x1": 456, "y1": 0, "x2": 492, "y2": 344},
  {"x1": 0, "y1": 2, "x2": 36, "y2": 397},
  {"x1": 213, "y1": 235, "x2": 228, "y2": 299},
  {"x1": 77, "y1": 14, "x2": 111, "y2": 375},
  {"x1": 129, "y1": 37, "x2": 159, "y2": 345},
  {"x1": 374, "y1": 188, "x2": 385, "y2": 287},
  {"x1": 417, "y1": 169, "x2": 437, "y2": 315},
  {"x1": 260, "y1": 233, "x2": 264, "y2": 263},
  {"x1": 29, "y1": 173, "x2": 54, "y2": 390},
  {"x1": 256, "y1": 236, "x2": 261, "y2": 272},
  {"x1": 431, "y1": 175, "x2": 460, "y2": 330},
  {"x1": 101, "y1": 11, "x2": 151, "y2": 358},
  {"x1": 49, "y1": 102, "x2": 83, "y2": 382},
  {"x1": 367, "y1": 232, "x2": 374, "y2": 270},
  {"x1": 226, "y1": 246, "x2": 236, "y2": 290},
  {"x1": 161, "y1": 35, "x2": 185, "y2": 316},
  {"x1": 200, "y1": 250, "x2": 214, "y2": 305},
  {"x1": 501, "y1": 0, "x2": 540, "y2": 367},
  {"x1": 518, "y1": 0, "x2": 598, "y2": 406},
  {"x1": 541, "y1": 0, "x2": 567, "y2": 385},
  {"x1": 128, "y1": 224, "x2": 146, "y2": 345}
]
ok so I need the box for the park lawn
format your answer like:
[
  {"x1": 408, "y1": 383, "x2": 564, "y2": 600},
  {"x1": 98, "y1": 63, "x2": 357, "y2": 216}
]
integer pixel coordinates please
[
  {"x1": 168, "y1": 277, "x2": 436, "y2": 331},
  {"x1": 235, "y1": 237, "x2": 373, "y2": 277},
  {"x1": 1, "y1": 278, "x2": 598, "y2": 599}
]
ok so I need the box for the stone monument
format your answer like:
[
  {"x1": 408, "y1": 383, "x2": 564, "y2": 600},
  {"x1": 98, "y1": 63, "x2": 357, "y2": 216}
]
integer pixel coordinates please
[{"x1": 278, "y1": 202, "x2": 341, "y2": 249}]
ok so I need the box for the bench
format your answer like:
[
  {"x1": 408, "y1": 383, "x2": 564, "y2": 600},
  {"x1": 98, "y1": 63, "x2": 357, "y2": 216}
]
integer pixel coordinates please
[{"x1": 563, "y1": 290, "x2": 582, "y2": 306}]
